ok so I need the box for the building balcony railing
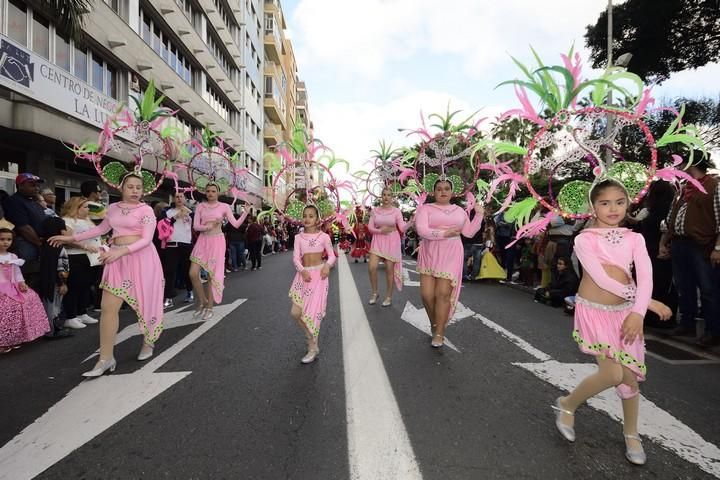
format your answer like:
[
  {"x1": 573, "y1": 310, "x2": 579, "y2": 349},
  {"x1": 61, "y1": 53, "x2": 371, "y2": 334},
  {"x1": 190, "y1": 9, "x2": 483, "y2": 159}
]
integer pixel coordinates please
[{"x1": 263, "y1": 121, "x2": 282, "y2": 145}]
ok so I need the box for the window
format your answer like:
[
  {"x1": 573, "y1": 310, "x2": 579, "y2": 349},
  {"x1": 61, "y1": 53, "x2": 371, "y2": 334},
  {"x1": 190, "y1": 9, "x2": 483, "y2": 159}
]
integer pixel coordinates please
[
  {"x1": 32, "y1": 13, "x2": 50, "y2": 58},
  {"x1": 152, "y1": 26, "x2": 161, "y2": 54},
  {"x1": 92, "y1": 53, "x2": 104, "y2": 91},
  {"x1": 55, "y1": 32, "x2": 71, "y2": 71},
  {"x1": 142, "y1": 15, "x2": 151, "y2": 43},
  {"x1": 7, "y1": 0, "x2": 28, "y2": 45},
  {"x1": 105, "y1": 64, "x2": 116, "y2": 99},
  {"x1": 139, "y1": 8, "x2": 195, "y2": 87},
  {"x1": 74, "y1": 46, "x2": 88, "y2": 81}
]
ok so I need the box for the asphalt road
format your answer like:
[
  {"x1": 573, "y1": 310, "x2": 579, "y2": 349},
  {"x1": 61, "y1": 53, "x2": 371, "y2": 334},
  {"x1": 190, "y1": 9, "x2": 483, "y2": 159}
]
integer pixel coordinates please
[{"x1": 1, "y1": 252, "x2": 718, "y2": 479}]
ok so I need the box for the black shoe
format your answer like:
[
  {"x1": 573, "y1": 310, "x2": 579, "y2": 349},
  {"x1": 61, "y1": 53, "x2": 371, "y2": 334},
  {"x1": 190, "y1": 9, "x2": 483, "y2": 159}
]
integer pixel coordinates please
[
  {"x1": 697, "y1": 334, "x2": 720, "y2": 348},
  {"x1": 45, "y1": 329, "x2": 74, "y2": 339},
  {"x1": 670, "y1": 326, "x2": 695, "y2": 337}
]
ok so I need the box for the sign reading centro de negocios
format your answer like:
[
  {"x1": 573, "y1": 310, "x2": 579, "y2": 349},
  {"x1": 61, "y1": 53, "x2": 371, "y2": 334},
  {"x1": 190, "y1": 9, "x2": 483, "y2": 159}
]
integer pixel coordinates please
[{"x1": 0, "y1": 34, "x2": 120, "y2": 130}]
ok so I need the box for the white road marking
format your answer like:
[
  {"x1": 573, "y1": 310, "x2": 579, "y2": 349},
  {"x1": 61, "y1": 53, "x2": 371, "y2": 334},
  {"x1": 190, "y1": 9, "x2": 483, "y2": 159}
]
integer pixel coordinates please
[
  {"x1": 338, "y1": 253, "x2": 422, "y2": 480},
  {"x1": 402, "y1": 267, "x2": 420, "y2": 287},
  {"x1": 0, "y1": 299, "x2": 245, "y2": 480},
  {"x1": 515, "y1": 361, "x2": 720, "y2": 478},
  {"x1": 400, "y1": 302, "x2": 461, "y2": 352},
  {"x1": 472, "y1": 313, "x2": 551, "y2": 362},
  {"x1": 82, "y1": 304, "x2": 201, "y2": 363}
]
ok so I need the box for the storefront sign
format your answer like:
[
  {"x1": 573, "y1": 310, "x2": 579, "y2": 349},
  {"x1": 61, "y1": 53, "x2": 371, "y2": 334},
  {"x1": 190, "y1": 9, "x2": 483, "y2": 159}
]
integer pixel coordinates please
[{"x1": 0, "y1": 34, "x2": 120, "y2": 130}]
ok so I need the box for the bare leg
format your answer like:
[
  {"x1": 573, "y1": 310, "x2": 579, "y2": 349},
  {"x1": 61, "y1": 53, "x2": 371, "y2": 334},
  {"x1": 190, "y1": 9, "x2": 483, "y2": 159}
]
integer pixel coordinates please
[
  {"x1": 620, "y1": 366, "x2": 641, "y2": 450},
  {"x1": 189, "y1": 262, "x2": 207, "y2": 312},
  {"x1": 420, "y1": 274, "x2": 437, "y2": 334},
  {"x1": 558, "y1": 357, "x2": 624, "y2": 429},
  {"x1": 384, "y1": 259, "x2": 395, "y2": 301},
  {"x1": 98, "y1": 290, "x2": 123, "y2": 360},
  {"x1": 368, "y1": 254, "x2": 379, "y2": 297},
  {"x1": 433, "y1": 278, "x2": 454, "y2": 340}
]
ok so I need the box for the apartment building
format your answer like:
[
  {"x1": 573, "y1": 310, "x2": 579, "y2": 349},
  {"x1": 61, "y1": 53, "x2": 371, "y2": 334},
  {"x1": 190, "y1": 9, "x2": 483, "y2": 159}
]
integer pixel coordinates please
[{"x1": 0, "y1": 0, "x2": 266, "y2": 206}]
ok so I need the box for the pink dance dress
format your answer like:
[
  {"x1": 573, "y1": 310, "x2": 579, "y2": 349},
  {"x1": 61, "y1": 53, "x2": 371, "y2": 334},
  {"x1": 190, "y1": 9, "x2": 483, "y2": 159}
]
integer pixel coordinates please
[
  {"x1": 368, "y1": 207, "x2": 409, "y2": 290},
  {"x1": 415, "y1": 203, "x2": 483, "y2": 318},
  {"x1": 190, "y1": 202, "x2": 247, "y2": 303},
  {"x1": 289, "y1": 232, "x2": 337, "y2": 338},
  {"x1": 0, "y1": 253, "x2": 49, "y2": 347},
  {"x1": 74, "y1": 202, "x2": 165, "y2": 345},
  {"x1": 572, "y1": 228, "x2": 652, "y2": 382}
]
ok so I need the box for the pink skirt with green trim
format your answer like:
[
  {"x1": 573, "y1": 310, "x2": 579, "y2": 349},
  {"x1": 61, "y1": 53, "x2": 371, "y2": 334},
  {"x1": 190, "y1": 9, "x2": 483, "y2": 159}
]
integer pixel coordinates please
[
  {"x1": 573, "y1": 296, "x2": 646, "y2": 381},
  {"x1": 190, "y1": 233, "x2": 226, "y2": 303},
  {"x1": 288, "y1": 264, "x2": 329, "y2": 338},
  {"x1": 100, "y1": 244, "x2": 164, "y2": 345},
  {"x1": 370, "y1": 231, "x2": 403, "y2": 291},
  {"x1": 417, "y1": 238, "x2": 463, "y2": 319}
]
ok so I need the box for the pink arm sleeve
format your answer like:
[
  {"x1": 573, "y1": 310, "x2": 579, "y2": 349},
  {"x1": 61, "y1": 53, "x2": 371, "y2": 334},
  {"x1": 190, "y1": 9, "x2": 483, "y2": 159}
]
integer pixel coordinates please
[
  {"x1": 193, "y1": 204, "x2": 210, "y2": 232},
  {"x1": 396, "y1": 209, "x2": 409, "y2": 233},
  {"x1": 461, "y1": 211, "x2": 483, "y2": 238},
  {"x1": 367, "y1": 213, "x2": 382, "y2": 234},
  {"x1": 126, "y1": 210, "x2": 156, "y2": 253},
  {"x1": 324, "y1": 234, "x2": 337, "y2": 266},
  {"x1": 415, "y1": 206, "x2": 443, "y2": 240},
  {"x1": 14, "y1": 263, "x2": 24, "y2": 283},
  {"x1": 631, "y1": 234, "x2": 653, "y2": 316},
  {"x1": 73, "y1": 215, "x2": 111, "y2": 241},
  {"x1": 225, "y1": 204, "x2": 248, "y2": 229},
  {"x1": 293, "y1": 235, "x2": 305, "y2": 271},
  {"x1": 574, "y1": 234, "x2": 637, "y2": 302}
]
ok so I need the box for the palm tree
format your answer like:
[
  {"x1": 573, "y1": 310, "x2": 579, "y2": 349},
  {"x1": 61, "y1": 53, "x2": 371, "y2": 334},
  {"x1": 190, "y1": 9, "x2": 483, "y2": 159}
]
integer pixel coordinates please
[{"x1": 29, "y1": 0, "x2": 93, "y2": 41}]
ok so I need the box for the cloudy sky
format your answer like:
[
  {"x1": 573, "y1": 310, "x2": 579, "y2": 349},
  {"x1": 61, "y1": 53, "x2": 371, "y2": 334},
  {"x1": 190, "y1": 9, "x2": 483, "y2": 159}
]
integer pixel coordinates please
[{"x1": 283, "y1": 0, "x2": 720, "y2": 172}]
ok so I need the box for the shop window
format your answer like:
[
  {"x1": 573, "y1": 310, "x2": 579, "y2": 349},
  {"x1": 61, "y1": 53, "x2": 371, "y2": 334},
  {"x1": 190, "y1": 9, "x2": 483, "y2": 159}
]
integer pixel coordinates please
[
  {"x1": 92, "y1": 53, "x2": 104, "y2": 91},
  {"x1": 105, "y1": 64, "x2": 117, "y2": 99},
  {"x1": 7, "y1": 0, "x2": 28, "y2": 46}
]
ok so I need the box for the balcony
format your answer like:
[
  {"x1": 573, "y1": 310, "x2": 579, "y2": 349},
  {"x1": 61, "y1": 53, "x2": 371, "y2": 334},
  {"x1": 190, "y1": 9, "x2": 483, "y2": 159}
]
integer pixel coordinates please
[
  {"x1": 264, "y1": 23, "x2": 282, "y2": 62},
  {"x1": 263, "y1": 121, "x2": 282, "y2": 146},
  {"x1": 264, "y1": 94, "x2": 283, "y2": 124}
]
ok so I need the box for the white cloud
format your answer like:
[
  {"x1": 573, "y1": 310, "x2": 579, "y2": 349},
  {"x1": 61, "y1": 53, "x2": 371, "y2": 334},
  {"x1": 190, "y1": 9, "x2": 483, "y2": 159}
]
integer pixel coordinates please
[{"x1": 311, "y1": 90, "x2": 504, "y2": 170}]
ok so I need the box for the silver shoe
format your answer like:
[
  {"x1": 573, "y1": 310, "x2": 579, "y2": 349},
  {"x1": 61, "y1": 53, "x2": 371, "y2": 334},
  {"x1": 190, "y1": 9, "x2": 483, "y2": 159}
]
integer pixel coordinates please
[
  {"x1": 431, "y1": 335, "x2": 444, "y2": 348},
  {"x1": 624, "y1": 434, "x2": 646, "y2": 465},
  {"x1": 368, "y1": 294, "x2": 378, "y2": 305},
  {"x1": 82, "y1": 358, "x2": 116, "y2": 377},
  {"x1": 301, "y1": 342, "x2": 320, "y2": 364},
  {"x1": 551, "y1": 397, "x2": 576, "y2": 442},
  {"x1": 193, "y1": 307, "x2": 206, "y2": 319},
  {"x1": 137, "y1": 344, "x2": 154, "y2": 361},
  {"x1": 381, "y1": 297, "x2": 392, "y2": 307},
  {"x1": 202, "y1": 308, "x2": 214, "y2": 320}
]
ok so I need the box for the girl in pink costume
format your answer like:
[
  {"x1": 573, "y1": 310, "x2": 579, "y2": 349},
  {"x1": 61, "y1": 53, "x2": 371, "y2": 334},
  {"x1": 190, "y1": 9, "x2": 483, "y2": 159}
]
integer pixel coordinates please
[
  {"x1": 367, "y1": 187, "x2": 412, "y2": 307},
  {"x1": 552, "y1": 179, "x2": 672, "y2": 465},
  {"x1": 50, "y1": 174, "x2": 165, "y2": 376},
  {"x1": 289, "y1": 205, "x2": 336, "y2": 364},
  {"x1": 0, "y1": 228, "x2": 49, "y2": 352},
  {"x1": 415, "y1": 179, "x2": 484, "y2": 348},
  {"x1": 189, "y1": 183, "x2": 249, "y2": 320}
]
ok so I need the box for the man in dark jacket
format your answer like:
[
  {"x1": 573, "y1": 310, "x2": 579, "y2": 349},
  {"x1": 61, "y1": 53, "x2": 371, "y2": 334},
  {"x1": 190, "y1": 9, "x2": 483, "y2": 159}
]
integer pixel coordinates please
[{"x1": 534, "y1": 256, "x2": 579, "y2": 307}]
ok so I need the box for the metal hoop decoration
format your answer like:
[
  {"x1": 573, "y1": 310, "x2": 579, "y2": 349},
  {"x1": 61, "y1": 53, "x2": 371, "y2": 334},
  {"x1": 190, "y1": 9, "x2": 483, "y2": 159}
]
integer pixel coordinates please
[
  {"x1": 94, "y1": 119, "x2": 173, "y2": 195},
  {"x1": 366, "y1": 162, "x2": 403, "y2": 199},
  {"x1": 272, "y1": 159, "x2": 341, "y2": 223},
  {"x1": 414, "y1": 132, "x2": 480, "y2": 197},
  {"x1": 523, "y1": 106, "x2": 657, "y2": 219}
]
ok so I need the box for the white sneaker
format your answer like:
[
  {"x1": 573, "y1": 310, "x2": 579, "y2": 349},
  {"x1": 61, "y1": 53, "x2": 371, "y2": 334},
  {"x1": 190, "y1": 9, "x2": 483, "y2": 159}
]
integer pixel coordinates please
[
  {"x1": 64, "y1": 317, "x2": 87, "y2": 329},
  {"x1": 79, "y1": 314, "x2": 99, "y2": 324}
]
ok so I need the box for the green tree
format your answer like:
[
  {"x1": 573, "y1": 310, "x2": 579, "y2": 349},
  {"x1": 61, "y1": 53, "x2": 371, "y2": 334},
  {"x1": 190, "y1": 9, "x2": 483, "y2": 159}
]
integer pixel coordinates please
[{"x1": 585, "y1": 0, "x2": 720, "y2": 84}]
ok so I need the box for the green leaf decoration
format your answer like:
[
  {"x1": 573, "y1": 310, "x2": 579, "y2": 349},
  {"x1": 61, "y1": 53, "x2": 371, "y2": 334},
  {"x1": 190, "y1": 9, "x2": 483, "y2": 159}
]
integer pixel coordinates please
[
  {"x1": 422, "y1": 173, "x2": 463, "y2": 195},
  {"x1": 557, "y1": 180, "x2": 592, "y2": 214},
  {"x1": 317, "y1": 198, "x2": 335, "y2": 218},
  {"x1": 286, "y1": 200, "x2": 305, "y2": 221},
  {"x1": 140, "y1": 170, "x2": 156, "y2": 192},
  {"x1": 505, "y1": 197, "x2": 539, "y2": 226}
]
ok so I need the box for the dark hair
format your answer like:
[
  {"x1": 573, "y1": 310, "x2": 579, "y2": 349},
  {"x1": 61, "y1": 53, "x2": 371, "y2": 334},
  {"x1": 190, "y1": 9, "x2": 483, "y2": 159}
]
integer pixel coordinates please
[
  {"x1": 433, "y1": 178, "x2": 454, "y2": 191},
  {"x1": 80, "y1": 180, "x2": 100, "y2": 197},
  {"x1": 0, "y1": 227, "x2": 14, "y2": 238},
  {"x1": 120, "y1": 172, "x2": 144, "y2": 188},
  {"x1": 686, "y1": 150, "x2": 715, "y2": 173},
  {"x1": 205, "y1": 182, "x2": 220, "y2": 192},
  {"x1": 556, "y1": 256, "x2": 571, "y2": 266},
  {"x1": 303, "y1": 204, "x2": 320, "y2": 218},
  {"x1": 589, "y1": 179, "x2": 628, "y2": 204}
]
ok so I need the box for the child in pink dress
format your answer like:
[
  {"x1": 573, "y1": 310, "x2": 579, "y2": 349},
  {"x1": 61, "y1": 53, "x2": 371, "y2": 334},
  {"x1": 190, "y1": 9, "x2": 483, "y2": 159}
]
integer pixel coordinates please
[
  {"x1": 415, "y1": 179, "x2": 484, "y2": 347},
  {"x1": 0, "y1": 228, "x2": 49, "y2": 352},
  {"x1": 289, "y1": 205, "x2": 336, "y2": 364},
  {"x1": 552, "y1": 179, "x2": 672, "y2": 466},
  {"x1": 189, "y1": 183, "x2": 249, "y2": 320},
  {"x1": 367, "y1": 187, "x2": 412, "y2": 306},
  {"x1": 50, "y1": 174, "x2": 165, "y2": 376}
]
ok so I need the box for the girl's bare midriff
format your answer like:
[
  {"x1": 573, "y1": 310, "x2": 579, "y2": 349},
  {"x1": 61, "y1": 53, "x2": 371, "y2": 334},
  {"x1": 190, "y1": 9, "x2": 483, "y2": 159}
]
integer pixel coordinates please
[
  {"x1": 112, "y1": 235, "x2": 141, "y2": 246},
  {"x1": 302, "y1": 252, "x2": 324, "y2": 268},
  {"x1": 578, "y1": 263, "x2": 631, "y2": 305}
]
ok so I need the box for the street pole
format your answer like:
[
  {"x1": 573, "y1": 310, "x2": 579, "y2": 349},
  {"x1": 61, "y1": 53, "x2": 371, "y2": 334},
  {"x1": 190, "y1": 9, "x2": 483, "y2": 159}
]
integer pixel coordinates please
[{"x1": 605, "y1": 0, "x2": 614, "y2": 168}]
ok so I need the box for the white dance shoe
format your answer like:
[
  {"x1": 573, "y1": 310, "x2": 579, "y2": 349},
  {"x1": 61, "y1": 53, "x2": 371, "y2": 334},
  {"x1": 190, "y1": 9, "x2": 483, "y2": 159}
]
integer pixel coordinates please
[
  {"x1": 79, "y1": 314, "x2": 99, "y2": 324},
  {"x1": 624, "y1": 433, "x2": 646, "y2": 465},
  {"x1": 368, "y1": 294, "x2": 378, "y2": 305},
  {"x1": 137, "y1": 344, "x2": 154, "y2": 361},
  {"x1": 301, "y1": 343, "x2": 320, "y2": 364},
  {"x1": 82, "y1": 358, "x2": 116, "y2": 377},
  {"x1": 381, "y1": 297, "x2": 392, "y2": 307},
  {"x1": 551, "y1": 397, "x2": 576, "y2": 442},
  {"x1": 431, "y1": 335, "x2": 444, "y2": 348}
]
